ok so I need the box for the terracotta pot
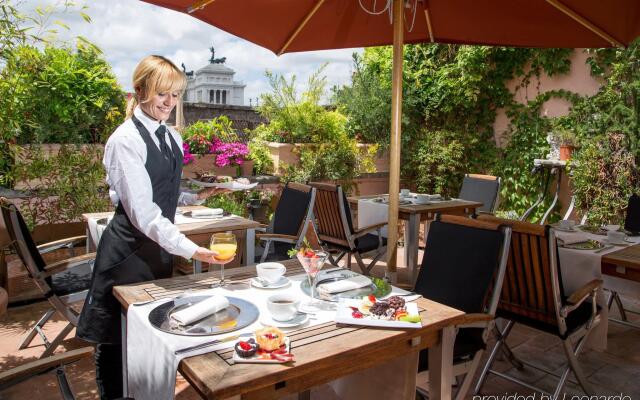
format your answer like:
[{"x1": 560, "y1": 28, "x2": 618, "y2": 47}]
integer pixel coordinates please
[{"x1": 559, "y1": 145, "x2": 575, "y2": 161}]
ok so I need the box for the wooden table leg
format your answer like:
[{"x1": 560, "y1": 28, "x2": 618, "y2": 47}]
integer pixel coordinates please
[
  {"x1": 245, "y1": 228, "x2": 255, "y2": 266},
  {"x1": 428, "y1": 325, "x2": 455, "y2": 400},
  {"x1": 404, "y1": 213, "x2": 421, "y2": 284}
]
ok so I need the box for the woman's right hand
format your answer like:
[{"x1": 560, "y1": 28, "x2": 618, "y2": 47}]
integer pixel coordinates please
[{"x1": 192, "y1": 247, "x2": 235, "y2": 264}]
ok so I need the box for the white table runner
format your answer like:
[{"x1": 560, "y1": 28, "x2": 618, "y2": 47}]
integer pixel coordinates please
[
  {"x1": 357, "y1": 199, "x2": 388, "y2": 237},
  {"x1": 125, "y1": 272, "x2": 418, "y2": 400}
]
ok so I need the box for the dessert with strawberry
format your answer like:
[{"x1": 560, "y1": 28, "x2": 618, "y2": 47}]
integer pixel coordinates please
[
  {"x1": 234, "y1": 326, "x2": 295, "y2": 363},
  {"x1": 288, "y1": 241, "x2": 329, "y2": 309}
]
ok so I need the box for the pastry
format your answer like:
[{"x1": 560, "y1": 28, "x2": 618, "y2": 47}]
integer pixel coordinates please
[
  {"x1": 255, "y1": 326, "x2": 285, "y2": 351},
  {"x1": 235, "y1": 177, "x2": 250, "y2": 185},
  {"x1": 234, "y1": 338, "x2": 258, "y2": 358},
  {"x1": 215, "y1": 175, "x2": 233, "y2": 183}
]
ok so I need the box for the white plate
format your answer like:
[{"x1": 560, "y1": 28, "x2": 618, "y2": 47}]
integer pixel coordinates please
[
  {"x1": 182, "y1": 210, "x2": 225, "y2": 219},
  {"x1": 232, "y1": 337, "x2": 292, "y2": 364},
  {"x1": 260, "y1": 312, "x2": 309, "y2": 328},
  {"x1": 188, "y1": 178, "x2": 258, "y2": 191},
  {"x1": 250, "y1": 276, "x2": 290, "y2": 289},
  {"x1": 334, "y1": 299, "x2": 422, "y2": 329}
]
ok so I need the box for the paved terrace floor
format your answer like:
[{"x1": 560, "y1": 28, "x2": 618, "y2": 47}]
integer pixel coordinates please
[{"x1": 1, "y1": 251, "x2": 639, "y2": 399}]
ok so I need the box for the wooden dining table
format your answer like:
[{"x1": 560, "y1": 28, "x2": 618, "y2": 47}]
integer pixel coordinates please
[
  {"x1": 82, "y1": 205, "x2": 261, "y2": 273},
  {"x1": 348, "y1": 195, "x2": 482, "y2": 283},
  {"x1": 113, "y1": 259, "x2": 466, "y2": 400}
]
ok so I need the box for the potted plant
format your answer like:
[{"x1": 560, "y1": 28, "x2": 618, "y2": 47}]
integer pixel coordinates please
[{"x1": 555, "y1": 128, "x2": 577, "y2": 161}]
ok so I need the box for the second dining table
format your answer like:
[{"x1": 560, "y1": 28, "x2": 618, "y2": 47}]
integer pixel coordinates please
[
  {"x1": 82, "y1": 205, "x2": 262, "y2": 273},
  {"x1": 114, "y1": 259, "x2": 466, "y2": 400},
  {"x1": 348, "y1": 195, "x2": 482, "y2": 283}
]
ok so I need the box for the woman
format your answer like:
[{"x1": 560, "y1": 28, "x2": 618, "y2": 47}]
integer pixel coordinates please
[{"x1": 77, "y1": 55, "x2": 229, "y2": 399}]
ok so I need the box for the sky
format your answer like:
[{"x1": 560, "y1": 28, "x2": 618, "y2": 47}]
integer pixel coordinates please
[{"x1": 21, "y1": 0, "x2": 363, "y2": 104}]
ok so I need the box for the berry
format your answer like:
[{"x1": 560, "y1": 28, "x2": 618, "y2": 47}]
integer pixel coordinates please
[
  {"x1": 352, "y1": 310, "x2": 364, "y2": 318},
  {"x1": 368, "y1": 295, "x2": 377, "y2": 303},
  {"x1": 238, "y1": 341, "x2": 251, "y2": 350}
]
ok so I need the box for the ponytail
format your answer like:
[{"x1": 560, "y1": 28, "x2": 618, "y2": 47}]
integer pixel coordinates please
[{"x1": 125, "y1": 96, "x2": 138, "y2": 119}]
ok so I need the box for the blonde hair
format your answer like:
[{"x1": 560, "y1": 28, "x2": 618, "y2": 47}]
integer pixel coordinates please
[{"x1": 126, "y1": 55, "x2": 187, "y2": 119}]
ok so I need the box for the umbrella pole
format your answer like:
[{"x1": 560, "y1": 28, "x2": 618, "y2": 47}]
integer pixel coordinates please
[{"x1": 385, "y1": 0, "x2": 404, "y2": 284}]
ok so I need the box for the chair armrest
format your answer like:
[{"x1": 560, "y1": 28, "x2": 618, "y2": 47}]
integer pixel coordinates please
[
  {"x1": 256, "y1": 233, "x2": 298, "y2": 244},
  {"x1": 352, "y1": 222, "x2": 387, "y2": 239},
  {"x1": 41, "y1": 252, "x2": 96, "y2": 278},
  {"x1": 561, "y1": 279, "x2": 602, "y2": 317},
  {"x1": 0, "y1": 346, "x2": 94, "y2": 387},
  {"x1": 37, "y1": 235, "x2": 87, "y2": 255}
]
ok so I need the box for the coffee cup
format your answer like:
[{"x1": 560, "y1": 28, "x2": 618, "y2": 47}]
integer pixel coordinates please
[
  {"x1": 607, "y1": 230, "x2": 627, "y2": 245},
  {"x1": 256, "y1": 262, "x2": 286, "y2": 284},
  {"x1": 267, "y1": 294, "x2": 300, "y2": 321},
  {"x1": 400, "y1": 189, "x2": 410, "y2": 198},
  {"x1": 559, "y1": 220, "x2": 576, "y2": 230},
  {"x1": 605, "y1": 224, "x2": 621, "y2": 232}
]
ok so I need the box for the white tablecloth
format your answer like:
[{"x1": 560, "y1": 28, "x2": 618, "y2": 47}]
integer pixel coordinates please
[
  {"x1": 357, "y1": 199, "x2": 388, "y2": 237},
  {"x1": 86, "y1": 209, "x2": 236, "y2": 248},
  {"x1": 125, "y1": 272, "x2": 421, "y2": 399},
  {"x1": 557, "y1": 230, "x2": 640, "y2": 350}
]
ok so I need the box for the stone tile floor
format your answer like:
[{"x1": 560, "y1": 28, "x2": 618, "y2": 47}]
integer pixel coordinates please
[{"x1": 1, "y1": 258, "x2": 639, "y2": 399}]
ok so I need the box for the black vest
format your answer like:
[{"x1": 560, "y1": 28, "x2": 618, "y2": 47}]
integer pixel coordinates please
[{"x1": 77, "y1": 116, "x2": 183, "y2": 344}]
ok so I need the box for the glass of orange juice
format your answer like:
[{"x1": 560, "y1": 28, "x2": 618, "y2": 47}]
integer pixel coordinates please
[{"x1": 209, "y1": 232, "x2": 237, "y2": 287}]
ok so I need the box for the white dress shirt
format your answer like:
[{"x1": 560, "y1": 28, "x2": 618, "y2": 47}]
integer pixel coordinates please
[{"x1": 103, "y1": 106, "x2": 201, "y2": 259}]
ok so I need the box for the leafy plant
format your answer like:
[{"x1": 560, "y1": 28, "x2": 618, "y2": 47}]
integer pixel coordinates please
[
  {"x1": 10, "y1": 144, "x2": 111, "y2": 228},
  {"x1": 252, "y1": 66, "x2": 376, "y2": 184},
  {"x1": 247, "y1": 138, "x2": 274, "y2": 174}
]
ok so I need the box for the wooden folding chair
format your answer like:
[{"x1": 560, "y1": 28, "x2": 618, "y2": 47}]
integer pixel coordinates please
[
  {"x1": 308, "y1": 182, "x2": 386, "y2": 275},
  {"x1": 1, "y1": 197, "x2": 95, "y2": 358},
  {"x1": 474, "y1": 215, "x2": 602, "y2": 399}
]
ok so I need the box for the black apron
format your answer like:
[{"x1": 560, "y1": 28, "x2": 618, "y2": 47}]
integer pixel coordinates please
[{"x1": 77, "y1": 116, "x2": 182, "y2": 344}]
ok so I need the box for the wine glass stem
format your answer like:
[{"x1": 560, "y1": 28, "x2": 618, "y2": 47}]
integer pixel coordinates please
[
  {"x1": 220, "y1": 263, "x2": 225, "y2": 285},
  {"x1": 310, "y1": 275, "x2": 316, "y2": 300}
]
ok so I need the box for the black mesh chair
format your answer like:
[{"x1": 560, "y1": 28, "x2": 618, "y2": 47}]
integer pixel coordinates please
[
  {"x1": 257, "y1": 182, "x2": 316, "y2": 262},
  {"x1": 0, "y1": 197, "x2": 95, "y2": 358},
  {"x1": 458, "y1": 174, "x2": 501, "y2": 214},
  {"x1": 414, "y1": 214, "x2": 511, "y2": 400}
]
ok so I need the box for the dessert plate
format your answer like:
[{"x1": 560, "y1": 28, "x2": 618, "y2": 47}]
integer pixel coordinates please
[
  {"x1": 335, "y1": 299, "x2": 422, "y2": 329},
  {"x1": 232, "y1": 337, "x2": 292, "y2": 364},
  {"x1": 188, "y1": 178, "x2": 257, "y2": 190}
]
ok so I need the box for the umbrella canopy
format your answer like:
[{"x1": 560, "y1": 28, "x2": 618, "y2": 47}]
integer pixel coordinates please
[
  {"x1": 142, "y1": 0, "x2": 640, "y2": 281},
  {"x1": 144, "y1": 0, "x2": 640, "y2": 52}
]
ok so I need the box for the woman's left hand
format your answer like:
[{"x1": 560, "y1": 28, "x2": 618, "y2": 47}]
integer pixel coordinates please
[{"x1": 197, "y1": 187, "x2": 231, "y2": 200}]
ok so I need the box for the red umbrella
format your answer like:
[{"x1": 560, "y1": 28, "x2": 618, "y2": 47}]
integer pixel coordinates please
[{"x1": 142, "y1": 0, "x2": 640, "y2": 280}]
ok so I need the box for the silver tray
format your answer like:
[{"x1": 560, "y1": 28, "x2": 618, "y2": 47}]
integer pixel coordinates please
[
  {"x1": 301, "y1": 271, "x2": 391, "y2": 302},
  {"x1": 148, "y1": 295, "x2": 259, "y2": 336}
]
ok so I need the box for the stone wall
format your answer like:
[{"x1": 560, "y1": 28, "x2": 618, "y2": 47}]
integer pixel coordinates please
[{"x1": 169, "y1": 103, "x2": 267, "y2": 140}]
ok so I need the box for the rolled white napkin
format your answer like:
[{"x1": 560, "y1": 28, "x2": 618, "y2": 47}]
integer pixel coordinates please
[
  {"x1": 555, "y1": 231, "x2": 591, "y2": 245},
  {"x1": 191, "y1": 208, "x2": 223, "y2": 217},
  {"x1": 170, "y1": 295, "x2": 229, "y2": 325},
  {"x1": 317, "y1": 275, "x2": 372, "y2": 295}
]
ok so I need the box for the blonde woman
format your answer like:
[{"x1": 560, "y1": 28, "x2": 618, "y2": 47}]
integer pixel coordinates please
[{"x1": 77, "y1": 55, "x2": 230, "y2": 399}]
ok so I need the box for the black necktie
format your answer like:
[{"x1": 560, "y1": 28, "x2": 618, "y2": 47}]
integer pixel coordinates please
[{"x1": 154, "y1": 125, "x2": 173, "y2": 164}]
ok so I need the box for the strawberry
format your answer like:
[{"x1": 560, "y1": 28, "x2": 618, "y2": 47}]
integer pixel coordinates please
[
  {"x1": 304, "y1": 250, "x2": 315, "y2": 258},
  {"x1": 368, "y1": 295, "x2": 377, "y2": 303},
  {"x1": 238, "y1": 341, "x2": 252, "y2": 351}
]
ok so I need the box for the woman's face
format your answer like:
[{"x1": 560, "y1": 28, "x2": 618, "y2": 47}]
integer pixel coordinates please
[{"x1": 139, "y1": 90, "x2": 180, "y2": 121}]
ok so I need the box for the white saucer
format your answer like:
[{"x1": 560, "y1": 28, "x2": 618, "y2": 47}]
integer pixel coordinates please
[
  {"x1": 250, "y1": 276, "x2": 290, "y2": 289},
  {"x1": 260, "y1": 312, "x2": 309, "y2": 328}
]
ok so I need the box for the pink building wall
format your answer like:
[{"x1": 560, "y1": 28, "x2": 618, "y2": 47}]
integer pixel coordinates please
[{"x1": 493, "y1": 49, "x2": 603, "y2": 219}]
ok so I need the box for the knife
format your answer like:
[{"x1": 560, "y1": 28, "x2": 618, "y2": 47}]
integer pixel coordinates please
[
  {"x1": 175, "y1": 335, "x2": 239, "y2": 355},
  {"x1": 174, "y1": 333, "x2": 250, "y2": 355}
]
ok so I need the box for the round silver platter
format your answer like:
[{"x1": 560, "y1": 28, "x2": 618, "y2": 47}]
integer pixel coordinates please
[
  {"x1": 148, "y1": 295, "x2": 259, "y2": 336},
  {"x1": 301, "y1": 271, "x2": 392, "y2": 302}
]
